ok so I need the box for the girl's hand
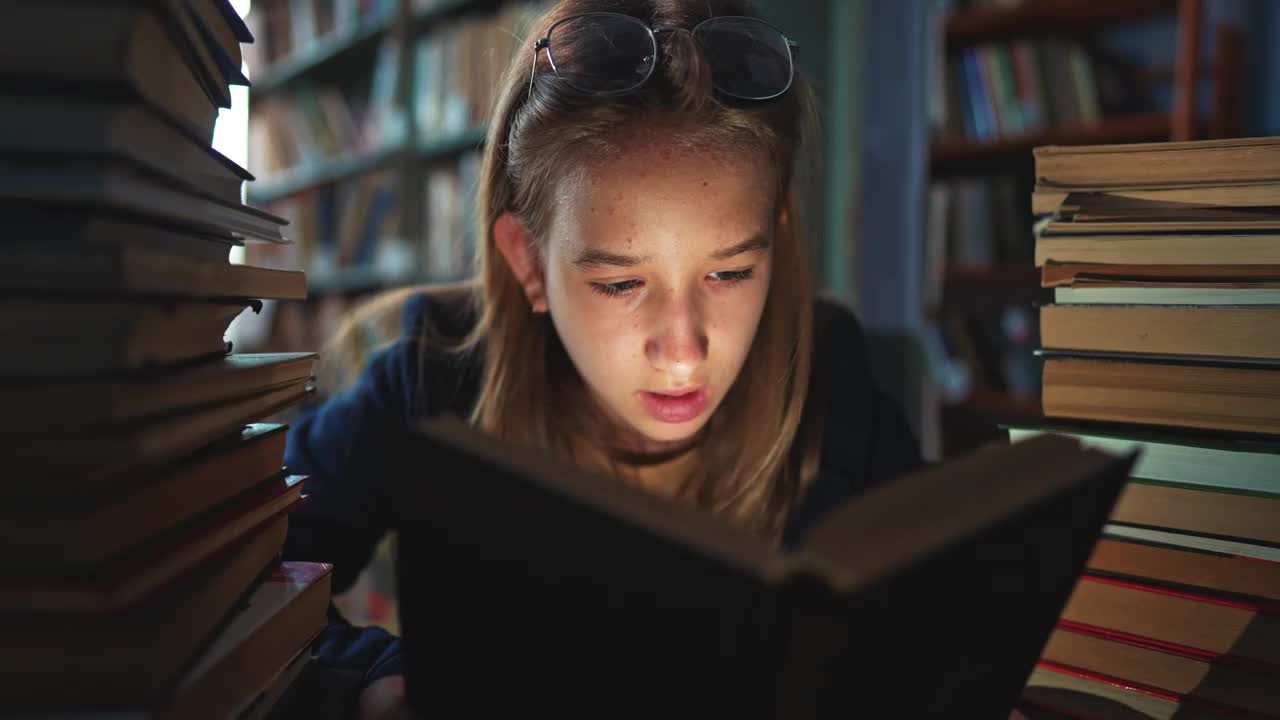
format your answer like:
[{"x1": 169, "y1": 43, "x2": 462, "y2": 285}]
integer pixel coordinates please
[{"x1": 356, "y1": 675, "x2": 420, "y2": 720}]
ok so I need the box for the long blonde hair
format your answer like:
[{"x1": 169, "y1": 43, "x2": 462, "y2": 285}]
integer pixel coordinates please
[{"x1": 324, "y1": 0, "x2": 823, "y2": 540}]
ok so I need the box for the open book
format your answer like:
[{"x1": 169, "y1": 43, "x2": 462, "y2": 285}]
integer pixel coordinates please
[{"x1": 387, "y1": 417, "x2": 1136, "y2": 718}]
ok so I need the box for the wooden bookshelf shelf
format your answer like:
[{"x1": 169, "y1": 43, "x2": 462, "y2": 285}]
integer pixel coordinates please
[
  {"x1": 306, "y1": 266, "x2": 470, "y2": 296},
  {"x1": 413, "y1": 0, "x2": 484, "y2": 28},
  {"x1": 945, "y1": 0, "x2": 1176, "y2": 49},
  {"x1": 245, "y1": 127, "x2": 488, "y2": 205},
  {"x1": 246, "y1": 144, "x2": 402, "y2": 204},
  {"x1": 930, "y1": 112, "x2": 1171, "y2": 176},
  {"x1": 254, "y1": 13, "x2": 395, "y2": 93},
  {"x1": 418, "y1": 126, "x2": 488, "y2": 160}
]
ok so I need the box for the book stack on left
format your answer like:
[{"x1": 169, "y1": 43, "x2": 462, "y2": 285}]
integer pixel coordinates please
[
  {"x1": 0, "y1": 2, "x2": 332, "y2": 718},
  {"x1": 1007, "y1": 136, "x2": 1280, "y2": 719}
]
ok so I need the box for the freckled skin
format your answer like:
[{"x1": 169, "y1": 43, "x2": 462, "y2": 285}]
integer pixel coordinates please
[{"x1": 541, "y1": 146, "x2": 776, "y2": 454}]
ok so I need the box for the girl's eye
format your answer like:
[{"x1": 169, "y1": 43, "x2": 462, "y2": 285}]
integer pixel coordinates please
[
  {"x1": 708, "y1": 268, "x2": 754, "y2": 285},
  {"x1": 590, "y1": 279, "x2": 643, "y2": 297}
]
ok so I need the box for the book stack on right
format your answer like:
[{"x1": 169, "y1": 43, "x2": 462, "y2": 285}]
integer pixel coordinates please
[
  {"x1": 0, "y1": 2, "x2": 332, "y2": 718},
  {"x1": 1009, "y1": 136, "x2": 1280, "y2": 719}
]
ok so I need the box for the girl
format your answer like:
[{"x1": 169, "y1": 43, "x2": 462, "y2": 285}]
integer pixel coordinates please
[{"x1": 280, "y1": 0, "x2": 923, "y2": 716}]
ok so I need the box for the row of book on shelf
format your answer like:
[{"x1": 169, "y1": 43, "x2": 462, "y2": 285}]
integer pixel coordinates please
[
  {"x1": 4, "y1": 1, "x2": 331, "y2": 716},
  {"x1": 928, "y1": 0, "x2": 1157, "y2": 144},
  {"x1": 247, "y1": 0, "x2": 550, "y2": 183},
  {"x1": 248, "y1": 40, "x2": 404, "y2": 175},
  {"x1": 246, "y1": 147, "x2": 481, "y2": 279},
  {"x1": 1010, "y1": 135, "x2": 1280, "y2": 718},
  {"x1": 247, "y1": 0, "x2": 399, "y2": 69}
]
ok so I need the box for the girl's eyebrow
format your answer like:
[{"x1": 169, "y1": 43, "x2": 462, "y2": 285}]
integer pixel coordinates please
[
  {"x1": 709, "y1": 232, "x2": 771, "y2": 261},
  {"x1": 573, "y1": 232, "x2": 771, "y2": 270},
  {"x1": 573, "y1": 248, "x2": 647, "y2": 269}
]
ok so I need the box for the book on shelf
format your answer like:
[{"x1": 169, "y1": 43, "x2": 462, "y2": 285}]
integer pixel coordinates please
[
  {"x1": 0, "y1": 2, "x2": 323, "y2": 715},
  {"x1": 1011, "y1": 133, "x2": 1280, "y2": 715},
  {"x1": 387, "y1": 416, "x2": 1136, "y2": 717}
]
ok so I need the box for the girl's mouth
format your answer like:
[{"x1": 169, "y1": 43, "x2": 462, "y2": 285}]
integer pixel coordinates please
[{"x1": 639, "y1": 388, "x2": 708, "y2": 423}]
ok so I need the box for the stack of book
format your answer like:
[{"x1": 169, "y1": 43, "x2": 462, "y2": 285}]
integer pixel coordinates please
[
  {"x1": 1009, "y1": 136, "x2": 1280, "y2": 718},
  {"x1": 1, "y1": 2, "x2": 332, "y2": 717}
]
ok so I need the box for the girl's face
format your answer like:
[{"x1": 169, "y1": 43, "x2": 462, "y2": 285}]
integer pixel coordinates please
[{"x1": 542, "y1": 146, "x2": 776, "y2": 453}]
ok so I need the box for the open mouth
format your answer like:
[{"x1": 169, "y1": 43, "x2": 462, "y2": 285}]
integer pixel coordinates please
[{"x1": 639, "y1": 388, "x2": 708, "y2": 423}]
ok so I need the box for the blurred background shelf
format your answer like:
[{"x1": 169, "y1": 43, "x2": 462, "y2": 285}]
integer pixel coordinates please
[
  {"x1": 246, "y1": 144, "x2": 402, "y2": 204},
  {"x1": 253, "y1": 10, "x2": 397, "y2": 93},
  {"x1": 945, "y1": 0, "x2": 1178, "y2": 47},
  {"x1": 931, "y1": 111, "x2": 1173, "y2": 175},
  {"x1": 418, "y1": 126, "x2": 487, "y2": 159}
]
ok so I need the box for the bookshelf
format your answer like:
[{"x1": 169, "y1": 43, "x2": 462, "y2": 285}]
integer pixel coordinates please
[
  {"x1": 237, "y1": 0, "x2": 549, "y2": 368},
  {"x1": 925, "y1": 0, "x2": 1244, "y2": 459},
  {"x1": 236, "y1": 0, "x2": 551, "y2": 638}
]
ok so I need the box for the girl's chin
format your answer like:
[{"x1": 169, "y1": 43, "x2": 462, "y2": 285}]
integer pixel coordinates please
[{"x1": 629, "y1": 414, "x2": 711, "y2": 448}]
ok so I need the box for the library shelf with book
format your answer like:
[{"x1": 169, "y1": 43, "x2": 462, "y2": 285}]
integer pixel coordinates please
[
  {"x1": 236, "y1": 0, "x2": 552, "y2": 372},
  {"x1": 923, "y1": 0, "x2": 1245, "y2": 459},
  {"x1": 233, "y1": 0, "x2": 554, "y2": 639}
]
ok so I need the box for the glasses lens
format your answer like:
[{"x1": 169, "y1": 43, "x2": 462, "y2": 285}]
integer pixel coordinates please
[
  {"x1": 694, "y1": 17, "x2": 793, "y2": 100},
  {"x1": 547, "y1": 13, "x2": 657, "y2": 95}
]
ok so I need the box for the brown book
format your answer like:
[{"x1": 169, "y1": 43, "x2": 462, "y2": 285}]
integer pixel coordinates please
[
  {"x1": 1032, "y1": 182, "x2": 1280, "y2": 216},
  {"x1": 1043, "y1": 190, "x2": 1280, "y2": 223},
  {"x1": 1059, "y1": 575, "x2": 1280, "y2": 667},
  {"x1": 186, "y1": 0, "x2": 249, "y2": 85},
  {"x1": 0, "y1": 157, "x2": 289, "y2": 243},
  {"x1": 1043, "y1": 219, "x2": 1280, "y2": 234},
  {"x1": 1, "y1": 4, "x2": 220, "y2": 141},
  {"x1": 1042, "y1": 263, "x2": 1280, "y2": 287},
  {"x1": 0, "y1": 94, "x2": 251, "y2": 204},
  {"x1": 0, "y1": 298, "x2": 251, "y2": 377},
  {"x1": 150, "y1": 561, "x2": 331, "y2": 720},
  {"x1": 1104, "y1": 525, "x2": 1280, "y2": 566},
  {"x1": 6, "y1": 207, "x2": 240, "y2": 262},
  {"x1": 1040, "y1": 625, "x2": 1280, "y2": 718},
  {"x1": 1034, "y1": 136, "x2": 1280, "y2": 189},
  {"x1": 230, "y1": 642, "x2": 314, "y2": 720},
  {"x1": 0, "y1": 424, "x2": 288, "y2": 573},
  {"x1": 1109, "y1": 481, "x2": 1280, "y2": 548},
  {"x1": 1022, "y1": 662, "x2": 1244, "y2": 720},
  {"x1": 1088, "y1": 537, "x2": 1280, "y2": 602},
  {"x1": 0, "y1": 242, "x2": 305, "y2": 300},
  {"x1": 0, "y1": 352, "x2": 316, "y2": 431},
  {"x1": 6, "y1": 381, "x2": 309, "y2": 486},
  {"x1": 1035, "y1": 232, "x2": 1280, "y2": 266},
  {"x1": 1040, "y1": 304, "x2": 1280, "y2": 360},
  {"x1": 1042, "y1": 355, "x2": 1280, "y2": 435},
  {"x1": 0, "y1": 474, "x2": 303, "y2": 614},
  {"x1": 0, "y1": 513, "x2": 287, "y2": 706}
]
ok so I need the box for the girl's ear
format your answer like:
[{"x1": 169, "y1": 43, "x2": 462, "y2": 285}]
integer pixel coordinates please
[{"x1": 493, "y1": 212, "x2": 549, "y2": 313}]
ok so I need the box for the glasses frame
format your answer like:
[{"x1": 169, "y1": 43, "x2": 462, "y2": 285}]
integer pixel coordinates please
[{"x1": 529, "y1": 12, "x2": 800, "y2": 101}]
